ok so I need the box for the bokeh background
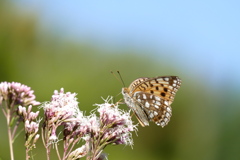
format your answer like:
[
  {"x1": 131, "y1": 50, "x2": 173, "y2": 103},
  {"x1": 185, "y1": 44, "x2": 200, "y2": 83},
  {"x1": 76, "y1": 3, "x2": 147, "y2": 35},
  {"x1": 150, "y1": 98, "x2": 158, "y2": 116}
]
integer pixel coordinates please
[{"x1": 0, "y1": 0, "x2": 240, "y2": 160}]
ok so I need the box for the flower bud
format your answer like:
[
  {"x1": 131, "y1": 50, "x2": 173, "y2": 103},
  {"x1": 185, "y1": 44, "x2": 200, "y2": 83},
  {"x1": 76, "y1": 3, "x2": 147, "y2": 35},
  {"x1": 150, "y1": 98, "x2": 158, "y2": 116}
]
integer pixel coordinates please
[
  {"x1": 27, "y1": 105, "x2": 32, "y2": 113},
  {"x1": 18, "y1": 105, "x2": 23, "y2": 115},
  {"x1": 33, "y1": 134, "x2": 40, "y2": 144}
]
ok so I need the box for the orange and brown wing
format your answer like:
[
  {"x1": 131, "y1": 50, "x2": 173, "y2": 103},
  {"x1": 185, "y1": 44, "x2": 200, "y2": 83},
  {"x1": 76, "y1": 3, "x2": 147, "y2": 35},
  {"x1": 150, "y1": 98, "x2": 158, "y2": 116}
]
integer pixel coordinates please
[{"x1": 129, "y1": 76, "x2": 181, "y2": 104}]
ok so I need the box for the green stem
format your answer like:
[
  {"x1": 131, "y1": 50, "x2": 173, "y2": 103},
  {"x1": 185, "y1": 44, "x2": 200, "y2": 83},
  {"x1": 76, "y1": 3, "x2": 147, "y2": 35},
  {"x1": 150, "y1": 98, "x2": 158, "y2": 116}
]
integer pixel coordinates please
[
  {"x1": 12, "y1": 119, "x2": 21, "y2": 141},
  {"x1": 7, "y1": 108, "x2": 14, "y2": 160}
]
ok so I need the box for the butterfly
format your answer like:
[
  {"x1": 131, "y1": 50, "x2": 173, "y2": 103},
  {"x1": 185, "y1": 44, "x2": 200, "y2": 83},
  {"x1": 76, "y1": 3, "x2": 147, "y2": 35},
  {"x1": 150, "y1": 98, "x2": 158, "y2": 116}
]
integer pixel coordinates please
[{"x1": 122, "y1": 76, "x2": 181, "y2": 127}]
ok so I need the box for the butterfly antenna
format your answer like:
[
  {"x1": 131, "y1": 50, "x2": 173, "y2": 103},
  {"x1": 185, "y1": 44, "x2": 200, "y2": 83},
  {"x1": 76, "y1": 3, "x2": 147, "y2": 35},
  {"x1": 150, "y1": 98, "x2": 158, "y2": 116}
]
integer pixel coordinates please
[
  {"x1": 111, "y1": 71, "x2": 121, "y2": 83},
  {"x1": 117, "y1": 71, "x2": 126, "y2": 87},
  {"x1": 111, "y1": 71, "x2": 126, "y2": 87}
]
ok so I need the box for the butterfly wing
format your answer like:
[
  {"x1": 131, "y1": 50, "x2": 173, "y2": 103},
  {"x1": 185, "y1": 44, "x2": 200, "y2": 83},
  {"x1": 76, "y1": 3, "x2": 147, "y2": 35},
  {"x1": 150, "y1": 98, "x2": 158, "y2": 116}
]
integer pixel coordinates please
[
  {"x1": 129, "y1": 76, "x2": 181, "y2": 104},
  {"x1": 132, "y1": 91, "x2": 172, "y2": 127},
  {"x1": 128, "y1": 100, "x2": 150, "y2": 127},
  {"x1": 123, "y1": 76, "x2": 181, "y2": 127},
  {"x1": 122, "y1": 88, "x2": 149, "y2": 126}
]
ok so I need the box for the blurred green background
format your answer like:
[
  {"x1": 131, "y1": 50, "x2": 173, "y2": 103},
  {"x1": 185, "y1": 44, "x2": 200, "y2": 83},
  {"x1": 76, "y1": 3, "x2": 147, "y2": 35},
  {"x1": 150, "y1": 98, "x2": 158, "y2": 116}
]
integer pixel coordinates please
[{"x1": 0, "y1": 1, "x2": 240, "y2": 160}]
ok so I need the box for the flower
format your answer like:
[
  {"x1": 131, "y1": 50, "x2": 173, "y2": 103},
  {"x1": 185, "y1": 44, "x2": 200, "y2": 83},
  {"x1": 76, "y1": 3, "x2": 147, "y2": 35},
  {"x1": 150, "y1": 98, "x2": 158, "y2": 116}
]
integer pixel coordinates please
[
  {"x1": 96, "y1": 98, "x2": 137, "y2": 146},
  {"x1": 85, "y1": 97, "x2": 137, "y2": 160},
  {"x1": 24, "y1": 120, "x2": 40, "y2": 150},
  {"x1": 18, "y1": 105, "x2": 39, "y2": 122},
  {"x1": 63, "y1": 113, "x2": 90, "y2": 139},
  {"x1": 88, "y1": 114, "x2": 101, "y2": 136},
  {"x1": 0, "y1": 81, "x2": 40, "y2": 159},
  {"x1": 0, "y1": 82, "x2": 40, "y2": 106},
  {"x1": 41, "y1": 88, "x2": 82, "y2": 143},
  {"x1": 42, "y1": 88, "x2": 80, "y2": 122},
  {"x1": 25, "y1": 120, "x2": 39, "y2": 135}
]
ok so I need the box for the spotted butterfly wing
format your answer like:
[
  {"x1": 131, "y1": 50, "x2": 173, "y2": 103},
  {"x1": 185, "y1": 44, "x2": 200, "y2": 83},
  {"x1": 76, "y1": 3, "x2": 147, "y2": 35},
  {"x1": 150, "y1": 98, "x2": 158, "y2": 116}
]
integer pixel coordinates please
[{"x1": 122, "y1": 76, "x2": 181, "y2": 127}]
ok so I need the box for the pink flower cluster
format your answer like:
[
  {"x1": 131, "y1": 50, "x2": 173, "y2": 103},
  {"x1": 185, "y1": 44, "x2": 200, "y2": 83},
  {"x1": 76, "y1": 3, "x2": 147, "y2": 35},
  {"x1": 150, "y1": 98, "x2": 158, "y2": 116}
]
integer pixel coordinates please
[
  {"x1": 41, "y1": 89, "x2": 137, "y2": 160},
  {"x1": 18, "y1": 105, "x2": 39, "y2": 122},
  {"x1": 0, "y1": 81, "x2": 138, "y2": 160},
  {"x1": 17, "y1": 105, "x2": 40, "y2": 151},
  {"x1": 95, "y1": 100, "x2": 136, "y2": 146},
  {"x1": 0, "y1": 81, "x2": 40, "y2": 160},
  {"x1": 41, "y1": 88, "x2": 82, "y2": 142},
  {"x1": 82, "y1": 98, "x2": 137, "y2": 159},
  {"x1": 0, "y1": 82, "x2": 40, "y2": 106}
]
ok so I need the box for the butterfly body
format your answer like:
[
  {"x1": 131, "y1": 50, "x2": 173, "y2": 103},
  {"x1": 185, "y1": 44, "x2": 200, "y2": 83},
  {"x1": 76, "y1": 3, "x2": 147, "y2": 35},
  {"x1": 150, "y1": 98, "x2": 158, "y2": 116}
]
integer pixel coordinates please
[{"x1": 122, "y1": 76, "x2": 181, "y2": 127}]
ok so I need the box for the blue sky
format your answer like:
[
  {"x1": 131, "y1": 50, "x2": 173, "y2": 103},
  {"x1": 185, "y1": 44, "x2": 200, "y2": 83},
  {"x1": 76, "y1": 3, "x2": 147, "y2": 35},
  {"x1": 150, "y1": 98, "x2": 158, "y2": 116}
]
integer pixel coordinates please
[{"x1": 14, "y1": 0, "x2": 240, "y2": 89}]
